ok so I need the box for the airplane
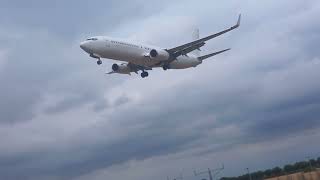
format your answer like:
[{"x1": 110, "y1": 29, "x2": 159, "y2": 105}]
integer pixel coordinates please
[{"x1": 80, "y1": 14, "x2": 241, "y2": 78}]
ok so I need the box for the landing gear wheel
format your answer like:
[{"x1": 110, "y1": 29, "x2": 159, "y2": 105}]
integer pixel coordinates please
[
  {"x1": 163, "y1": 65, "x2": 169, "y2": 71},
  {"x1": 97, "y1": 60, "x2": 102, "y2": 65},
  {"x1": 141, "y1": 71, "x2": 149, "y2": 78}
]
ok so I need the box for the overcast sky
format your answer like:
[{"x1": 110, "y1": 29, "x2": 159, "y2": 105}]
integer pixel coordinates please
[{"x1": 1, "y1": 0, "x2": 320, "y2": 180}]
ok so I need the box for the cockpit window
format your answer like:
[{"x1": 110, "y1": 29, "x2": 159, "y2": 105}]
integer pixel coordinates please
[{"x1": 86, "y1": 38, "x2": 98, "y2": 41}]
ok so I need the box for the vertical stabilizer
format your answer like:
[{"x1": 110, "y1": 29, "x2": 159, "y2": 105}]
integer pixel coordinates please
[{"x1": 191, "y1": 28, "x2": 200, "y2": 56}]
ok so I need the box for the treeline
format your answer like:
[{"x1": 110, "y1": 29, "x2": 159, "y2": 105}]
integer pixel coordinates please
[{"x1": 220, "y1": 157, "x2": 320, "y2": 180}]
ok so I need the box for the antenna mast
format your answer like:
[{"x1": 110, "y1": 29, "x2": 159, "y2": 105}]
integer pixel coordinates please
[{"x1": 194, "y1": 164, "x2": 224, "y2": 180}]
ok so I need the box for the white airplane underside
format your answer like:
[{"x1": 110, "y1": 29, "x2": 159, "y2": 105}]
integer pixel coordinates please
[{"x1": 80, "y1": 14, "x2": 241, "y2": 78}]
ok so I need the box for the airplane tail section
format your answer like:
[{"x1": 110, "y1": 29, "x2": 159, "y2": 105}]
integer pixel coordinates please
[
  {"x1": 198, "y1": 48, "x2": 230, "y2": 61},
  {"x1": 190, "y1": 28, "x2": 200, "y2": 56}
]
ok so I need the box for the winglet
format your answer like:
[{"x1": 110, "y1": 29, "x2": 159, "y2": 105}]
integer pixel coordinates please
[
  {"x1": 237, "y1": 14, "x2": 241, "y2": 27},
  {"x1": 233, "y1": 14, "x2": 241, "y2": 29}
]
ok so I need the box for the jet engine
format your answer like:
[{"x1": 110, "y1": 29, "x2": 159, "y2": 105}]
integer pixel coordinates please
[
  {"x1": 111, "y1": 63, "x2": 132, "y2": 74},
  {"x1": 149, "y1": 49, "x2": 170, "y2": 61}
]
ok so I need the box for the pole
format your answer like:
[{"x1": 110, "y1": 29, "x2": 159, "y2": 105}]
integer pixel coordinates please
[
  {"x1": 208, "y1": 168, "x2": 213, "y2": 180},
  {"x1": 194, "y1": 165, "x2": 224, "y2": 180},
  {"x1": 246, "y1": 168, "x2": 252, "y2": 180},
  {"x1": 307, "y1": 157, "x2": 313, "y2": 170}
]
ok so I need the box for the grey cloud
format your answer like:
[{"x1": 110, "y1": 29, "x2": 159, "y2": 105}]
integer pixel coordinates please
[
  {"x1": 0, "y1": 30, "x2": 107, "y2": 123},
  {"x1": 44, "y1": 93, "x2": 102, "y2": 114},
  {"x1": 0, "y1": 32, "x2": 66, "y2": 123},
  {"x1": 113, "y1": 95, "x2": 130, "y2": 107},
  {"x1": 44, "y1": 93, "x2": 131, "y2": 114},
  {"x1": 0, "y1": 0, "x2": 173, "y2": 39},
  {"x1": 0, "y1": 0, "x2": 177, "y2": 123},
  {"x1": 0, "y1": 114, "x2": 205, "y2": 179}
]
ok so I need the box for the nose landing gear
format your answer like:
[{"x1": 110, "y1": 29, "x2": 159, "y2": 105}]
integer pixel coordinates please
[{"x1": 89, "y1": 53, "x2": 102, "y2": 65}]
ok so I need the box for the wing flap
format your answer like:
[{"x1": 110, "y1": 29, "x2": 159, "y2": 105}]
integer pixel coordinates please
[{"x1": 173, "y1": 42, "x2": 205, "y2": 57}]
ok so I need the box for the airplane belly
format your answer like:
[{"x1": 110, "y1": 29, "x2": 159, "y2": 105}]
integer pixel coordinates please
[
  {"x1": 100, "y1": 45, "x2": 139, "y2": 62},
  {"x1": 90, "y1": 41, "x2": 163, "y2": 67},
  {"x1": 101, "y1": 46, "x2": 160, "y2": 66}
]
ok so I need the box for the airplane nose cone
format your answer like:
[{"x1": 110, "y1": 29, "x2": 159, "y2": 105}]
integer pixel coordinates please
[
  {"x1": 80, "y1": 41, "x2": 87, "y2": 50},
  {"x1": 80, "y1": 41, "x2": 92, "y2": 53}
]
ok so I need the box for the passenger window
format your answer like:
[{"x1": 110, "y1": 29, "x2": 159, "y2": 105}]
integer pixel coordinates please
[{"x1": 86, "y1": 38, "x2": 98, "y2": 41}]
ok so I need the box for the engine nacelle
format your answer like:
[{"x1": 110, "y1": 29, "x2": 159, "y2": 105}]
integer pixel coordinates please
[
  {"x1": 112, "y1": 63, "x2": 131, "y2": 74},
  {"x1": 149, "y1": 49, "x2": 170, "y2": 61}
]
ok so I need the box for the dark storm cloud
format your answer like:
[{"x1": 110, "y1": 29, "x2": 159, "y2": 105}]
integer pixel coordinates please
[
  {"x1": 0, "y1": 0, "x2": 170, "y2": 38},
  {"x1": 0, "y1": 30, "x2": 111, "y2": 123},
  {"x1": 0, "y1": 0, "x2": 173, "y2": 123},
  {"x1": 0, "y1": 32, "x2": 66, "y2": 123},
  {"x1": 1, "y1": 0, "x2": 320, "y2": 180},
  {"x1": 44, "y1": 93, "x2": 102, "y2": 114},
  {"x1": 0, "y1": 112, "x2": 206, "y2": 179}
]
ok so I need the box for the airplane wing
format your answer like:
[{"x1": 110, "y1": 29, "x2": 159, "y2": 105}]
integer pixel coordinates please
[
  {"x1": 167, "y1": 14, "x2": 241, "y2": 58},
  {"x1": 173, "y1": 41, "x2": 206, "y2": 57},
  {"x1": 128, "y1": 62, "x2": 152, "y2": 71}
]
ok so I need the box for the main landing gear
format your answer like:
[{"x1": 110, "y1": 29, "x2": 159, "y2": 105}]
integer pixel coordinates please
[
  {"x1": 141, "y1": 71, "x2": 149, "y2": 78},
  {"x1": 97, "y1": 59, "x2": 102, "y2": 65},
  {"x1": 162, "y1": 64, "x2": 170, "y2": 71}
]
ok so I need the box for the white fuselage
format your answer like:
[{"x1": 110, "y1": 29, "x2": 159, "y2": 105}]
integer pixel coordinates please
[{"x1": 80, "y1": 36, "x2": 202, "y2": 69}]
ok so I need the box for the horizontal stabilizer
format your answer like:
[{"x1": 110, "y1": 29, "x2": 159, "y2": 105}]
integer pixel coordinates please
[
  {"x1": 198, "y1": 48, "x2": 231, "y2": 61},
  {"x1": 106, "y1": 71, "x2": 131, "y2": 75}
]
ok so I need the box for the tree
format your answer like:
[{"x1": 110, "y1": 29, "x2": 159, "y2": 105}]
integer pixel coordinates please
[
  {"x1": 252, "y1": 171, "x2": 264, "y2": 180},
  {"x1": 310, "y1": 159, "x2": 316, "y2": 167},
  {"x1": 220, "y1": 157, "x2": 320, "y2": 180},
  {"x1": 293, "y1": 161, "x2": 308, "y2": 171},
  {"x1": 283, "y1": 164, "x2": 294, "y2": 173},
  {"x1": 264, "y1": 169, "x2": 272, "y2": 177},
  {"x1": 271, "y1": 167, "x2": 282, "y2": 176}
]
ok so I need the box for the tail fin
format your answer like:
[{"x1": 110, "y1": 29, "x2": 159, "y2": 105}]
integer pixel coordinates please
[
  {"x1": 191, "y1": 28, "x2": 200, "y2": 56},
  {"x1": 198, "y1": 48, "x2": 231, "y2": 61}
]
